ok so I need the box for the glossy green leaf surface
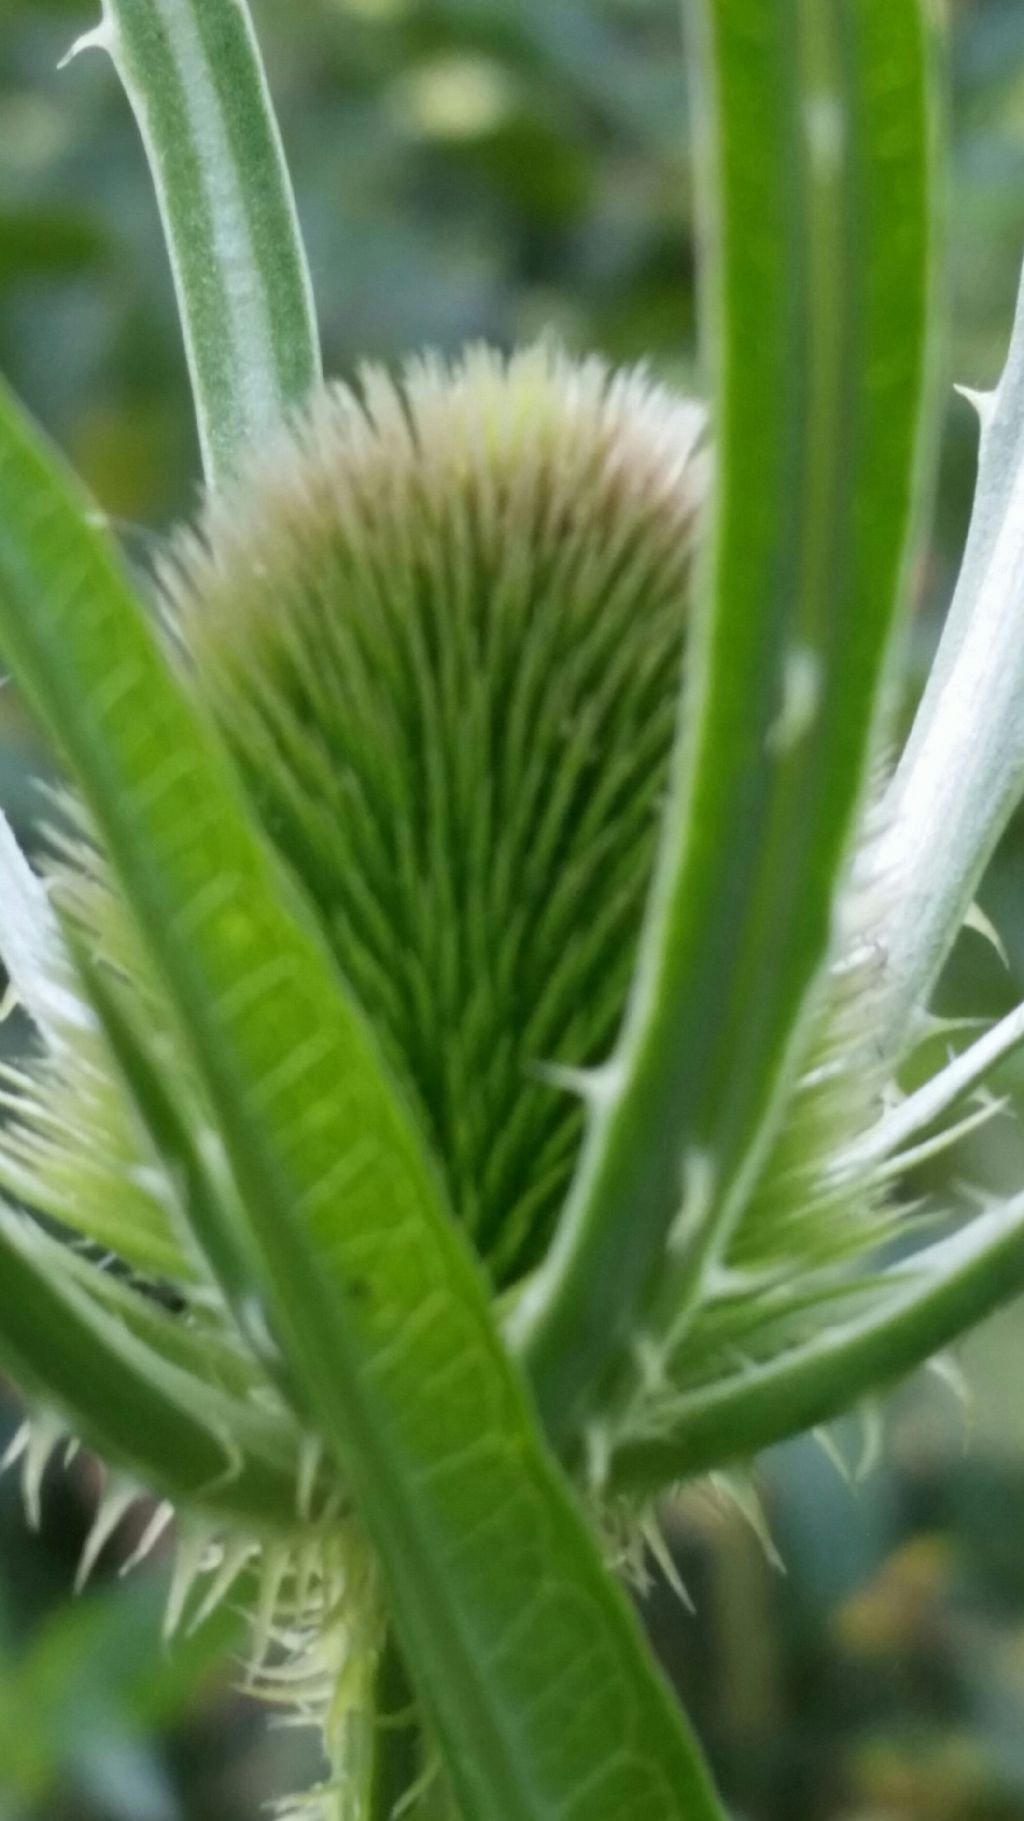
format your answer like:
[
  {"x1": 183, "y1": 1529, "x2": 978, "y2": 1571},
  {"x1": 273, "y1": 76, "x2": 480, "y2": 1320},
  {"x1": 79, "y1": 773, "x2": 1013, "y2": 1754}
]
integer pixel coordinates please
[
  {"x1": 0, "y1": 385, "x2": 725, "y2": 1821},
  {"x1": 514, "y1": 0, "x2": 935, "y2": 1451}
]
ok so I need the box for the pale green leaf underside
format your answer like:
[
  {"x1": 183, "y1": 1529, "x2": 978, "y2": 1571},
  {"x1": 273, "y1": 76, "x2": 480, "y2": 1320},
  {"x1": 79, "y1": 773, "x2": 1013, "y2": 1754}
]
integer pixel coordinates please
[
  {"x1": 875, "y1": 263, "x2": 1024, "y2": 1046},
  {"x1": 88, "y1": 0, "x2": 321, "y2": 483},
  {"x1": 0, "y1": 386, "x2": 725, "y2": 1820},
  {"x1": 515, "y1": 0, "x2": 934, "y2": 1449}
]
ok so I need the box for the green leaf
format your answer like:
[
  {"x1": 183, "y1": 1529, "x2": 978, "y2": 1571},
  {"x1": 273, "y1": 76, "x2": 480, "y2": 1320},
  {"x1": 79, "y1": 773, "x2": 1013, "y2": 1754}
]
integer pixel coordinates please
[
  {"x1": 0, "y1": 1208, "x2": 305, "y2": 1530},
  {"x1": 0, "y1": 388, "x2": 726, "y2": 1819},
  {"x1": 71, "y1": 0, "x2": 321, "y2": 483},
  {"x1": 609, "y1": 1197, "x2": 1024, "y2": 1493},
  {"x1": 875, "y1": 263, "x2": 1024, "y2": 1047},
  {"x1": 31, "y1": 1222, "x2": 276, "y2": 1411},
  {"x1": 67, "y1": 927, "x2": 265, "y2": 1319},
  {"x1": 512, "y1": 0, "x2": 936, "y2": 1452},
  {"x1": 835, "y1": 998, "x2": 1024, "y2": 1176}
]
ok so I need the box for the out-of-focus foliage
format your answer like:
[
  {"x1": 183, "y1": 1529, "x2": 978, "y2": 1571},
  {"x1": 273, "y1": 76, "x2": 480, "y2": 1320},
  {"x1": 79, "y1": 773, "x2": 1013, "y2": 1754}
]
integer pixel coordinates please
[
  {"x1": 0, "y1": 1, "x2": 1023, "y2": 1817},
  {"x1": 0, "y1": 0, "x2": 699, "y2": 527}
]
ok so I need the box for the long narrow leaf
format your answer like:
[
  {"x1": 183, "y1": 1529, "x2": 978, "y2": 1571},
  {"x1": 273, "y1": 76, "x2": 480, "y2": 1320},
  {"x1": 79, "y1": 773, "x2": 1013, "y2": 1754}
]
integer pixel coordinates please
[
  {"x1": 70, "y1": 0, "x2": 321, "y2": 483},
  {"x1": 0, "y1": 1210, "x2": 305, "y2": 1529},
  {"x1": 512, "y1": 0, "x2": 935, "y2": 1450},
  {"x1": 68, "y1": 928, "x2": 262, "y2": 1315},
  {"x1": 875, "y1": 264, "x2": 1024, "y2": 1045},
  {"x1": 837, "y1": 998, "x2": 1024, "y2": 1173},
  {"x1": 0, "y1": 389, "x2": 726, "y2": 1821},
  {"x1": 609, "y1": 1199, "x2": 1024, "y2": 1493}
]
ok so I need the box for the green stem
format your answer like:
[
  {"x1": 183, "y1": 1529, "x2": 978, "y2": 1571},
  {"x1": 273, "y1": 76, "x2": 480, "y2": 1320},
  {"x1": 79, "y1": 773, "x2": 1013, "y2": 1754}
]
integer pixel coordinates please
[{"x1": 72, "y1": 0, "x2": 321, "y2": 484}]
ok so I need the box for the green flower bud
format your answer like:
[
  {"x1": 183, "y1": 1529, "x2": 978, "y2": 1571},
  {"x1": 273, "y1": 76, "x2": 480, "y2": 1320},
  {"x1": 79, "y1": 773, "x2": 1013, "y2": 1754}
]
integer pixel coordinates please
[{"x1": 171, "y1": 343, "x2": 706, "y2": 1286}]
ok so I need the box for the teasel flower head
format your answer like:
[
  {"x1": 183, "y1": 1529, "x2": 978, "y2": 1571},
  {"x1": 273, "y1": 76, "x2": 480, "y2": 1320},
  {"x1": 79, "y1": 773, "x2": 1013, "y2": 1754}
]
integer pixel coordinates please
[{"x1": 0, "y1": 343, "x2": 711, "y2": 1811}]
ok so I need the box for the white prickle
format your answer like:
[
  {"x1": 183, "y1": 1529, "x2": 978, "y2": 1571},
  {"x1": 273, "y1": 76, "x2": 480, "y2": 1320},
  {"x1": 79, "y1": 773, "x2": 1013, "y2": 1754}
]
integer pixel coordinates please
[
  {"x1": 766, "y1": 645, "x2": 822, "y2": 755},
  {"x1": 710, "y1": 1471, "x2": 786, "y2": 1573},
  {"x1": 834, "y1": 997, "x2": 1024, "y2": 1178},
  {"x1": 0, "y1": 1421, "x2": 30, "y2": 1476},
  {"x1": 250, "y1": 1541, "x2": 292, "y2": 1675},
  {"x1": 639, "y1": 1511, "x2": 695, "y2": 1613},
  {"x1": 75, "y1": 1479, "x2": 136, "y2": 1592},
  {"x1": 58, "y1": 21, "x2": 115, "y2": 70},
  {"x1": 531, "y1": 1057, "x2": 624, "y2": 1110},
  {"x1": 21, "y1": 1413, "x2": 64, "y2": 1530},
  {"x1": 964, "y1": 901, "x2": 1010, "y2": 968},
  {"x1": 927, "y1": 1350, "x2": 972, "y2": 1414},
  {"x1": 855, "y1": 1402, "x2": 884, "y2": 1482},
  {"x1": 188, "y1": 1534, "x2": 258, "y2": 1634},
  {"x1": 954, "y1": 383, "x2": 998, "y2": 434},
  {"x1": 667, "y1": 1149, "x2": 715, "y2": 1258},
  {"x1": 812, "y1": 1425, "x2": 852, "y2": 1487},
  {"x1": 877, "y1": 1093, "x2": 1008, "y2": 1182},
  {"x1": 164, "y1": 1525, "x2": 216, "y2": 1639},
  {"x1": 120, "y1": 1499, "x2": 175, "y2": 1576},
  {"x1": 58, "y1": 0, "x2": 115, "y2": 71}
]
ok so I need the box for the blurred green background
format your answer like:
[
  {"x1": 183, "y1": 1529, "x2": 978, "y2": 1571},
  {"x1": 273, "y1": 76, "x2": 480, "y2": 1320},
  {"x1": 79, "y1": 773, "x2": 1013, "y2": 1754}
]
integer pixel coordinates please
[{"x1": 2, "y1": 1, "x2": 1024, "y2": 1816}]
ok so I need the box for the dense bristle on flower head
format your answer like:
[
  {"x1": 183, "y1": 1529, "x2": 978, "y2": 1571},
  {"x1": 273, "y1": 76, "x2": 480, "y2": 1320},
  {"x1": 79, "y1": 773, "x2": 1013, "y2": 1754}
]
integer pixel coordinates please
[{"x1": 167, "y1": 344, "x2": 706, "y2": 1285}]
